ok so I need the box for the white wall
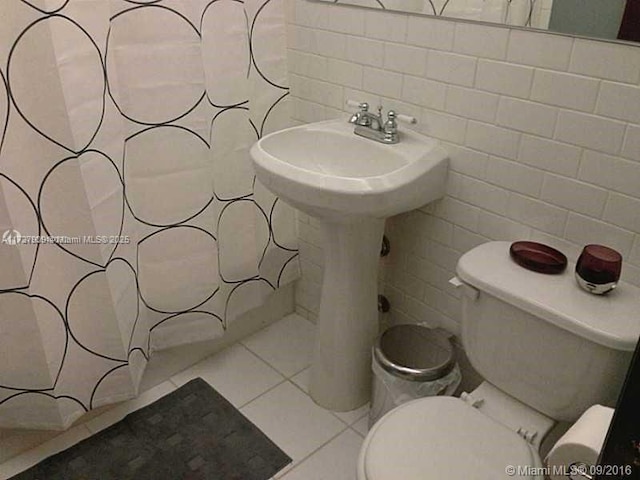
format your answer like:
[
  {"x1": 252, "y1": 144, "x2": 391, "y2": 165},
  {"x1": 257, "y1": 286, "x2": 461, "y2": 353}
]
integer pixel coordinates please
[{"x1": 285, "y1": 0, "x2": 640, "y2": 337}]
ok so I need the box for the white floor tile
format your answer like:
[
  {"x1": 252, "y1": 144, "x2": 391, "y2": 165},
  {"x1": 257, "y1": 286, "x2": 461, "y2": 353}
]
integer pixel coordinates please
[
  {"x1": 171, "y1": 344, "x2": 285, "y2": 408},
  {"x1": 333, "y1": 403, "x2": 370, "y2": 426},
  {"x1": 290, "y1": 368, "x2": 310, "y2": 393},
  {"x1": 83, "y1": 381, "x2": 176, "y2": 434},
  {"x1": 241, "y1": 382, "x2": 346, "y2": 464},
  {"x1": 242, "y1": 314, "x2": 316, "y2": 377},
  {"x1": 279, "y1": 429, "x2": 364, "y2": 480},
  {"x1": 0, "y1": 313, "x2": 369, "y2": 479},
  {"x1": 0, "y1": 425, "x2": 92, "y2": 480},
  {"x1": 352, "y1": 416, "x2": 370, "y2": 437},
  {"x1": 288, "y1": 367, "x2": 369, "y2": 425}
]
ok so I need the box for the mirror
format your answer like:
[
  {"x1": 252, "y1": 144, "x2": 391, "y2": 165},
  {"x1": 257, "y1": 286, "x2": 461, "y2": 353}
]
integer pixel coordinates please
[{"x1": 324, "y1": 0, "x2": 640, "y2": 44}]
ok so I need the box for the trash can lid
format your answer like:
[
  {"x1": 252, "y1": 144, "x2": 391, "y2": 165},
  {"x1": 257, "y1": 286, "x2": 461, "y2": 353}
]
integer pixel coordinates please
[{"x1": 373, "y1": 325, "x2": 456, "y2": 382}]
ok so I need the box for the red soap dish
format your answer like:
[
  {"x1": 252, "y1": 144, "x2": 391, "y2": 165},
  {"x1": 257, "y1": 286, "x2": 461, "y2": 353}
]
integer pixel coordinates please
[{"x1": 509, "y1": 241, "x2": 568, "y2": 274}]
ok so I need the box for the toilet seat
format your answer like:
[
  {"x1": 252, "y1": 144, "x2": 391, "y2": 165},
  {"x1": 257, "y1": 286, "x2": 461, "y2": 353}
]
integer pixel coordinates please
[{"x1": 358, "y1": 396, "x2": 543, "y2": 480}]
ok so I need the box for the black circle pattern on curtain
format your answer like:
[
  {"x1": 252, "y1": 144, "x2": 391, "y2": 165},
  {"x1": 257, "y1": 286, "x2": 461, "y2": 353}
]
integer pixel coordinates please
[{"x1": 0, "y1": 0, "x2": 298, "y2": 430}]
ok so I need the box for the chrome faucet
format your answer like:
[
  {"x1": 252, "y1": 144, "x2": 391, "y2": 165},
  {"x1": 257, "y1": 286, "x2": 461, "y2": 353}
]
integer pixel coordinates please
[
  {"x1": 347, "y1": 100, "x2": 416, "y2": 145},
  {"x1": 349, "y1": 103, "x2": 383, "y2": 130}
]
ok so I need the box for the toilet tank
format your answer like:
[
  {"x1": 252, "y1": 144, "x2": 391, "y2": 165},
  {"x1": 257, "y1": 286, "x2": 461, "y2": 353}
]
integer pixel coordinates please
[{"x1": 456, "y1": 242, "x2": 639, "y2": 422}]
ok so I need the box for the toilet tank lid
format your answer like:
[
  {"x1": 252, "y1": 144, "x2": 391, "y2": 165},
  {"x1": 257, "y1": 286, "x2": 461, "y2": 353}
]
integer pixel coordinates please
[{"x1": 457, "y1": 241, "x2": 640, "y2": 352}]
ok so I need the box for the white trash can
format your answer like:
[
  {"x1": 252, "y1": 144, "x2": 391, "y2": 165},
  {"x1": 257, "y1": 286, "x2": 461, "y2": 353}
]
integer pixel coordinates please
[{"x1": 369, "y1": 324, "x2": 461, "y2": 427}]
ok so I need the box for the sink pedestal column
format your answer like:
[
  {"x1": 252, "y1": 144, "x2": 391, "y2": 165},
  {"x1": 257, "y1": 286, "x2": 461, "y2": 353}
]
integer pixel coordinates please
[{"x1": 309, "y1": 217, "x2": 385, "y2": 411}]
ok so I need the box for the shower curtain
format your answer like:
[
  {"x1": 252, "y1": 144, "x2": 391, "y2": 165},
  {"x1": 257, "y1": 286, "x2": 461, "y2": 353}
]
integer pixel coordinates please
[{"x1": 0, "y1": 0, "x2": 298, "y2": 430}]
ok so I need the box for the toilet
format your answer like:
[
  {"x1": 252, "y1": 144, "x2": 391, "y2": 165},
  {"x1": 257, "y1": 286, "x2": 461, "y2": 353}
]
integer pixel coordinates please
[{"x1": 358, "y1": 241, "x2": 639, "y2": 480}]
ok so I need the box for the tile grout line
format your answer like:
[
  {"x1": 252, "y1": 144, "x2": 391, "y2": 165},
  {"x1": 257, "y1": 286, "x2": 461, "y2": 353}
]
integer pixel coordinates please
[
  {"x1": 237, "y1": 378, "x2": 289, "y2": 411},
  {"x1": 239, "y1": 342, "x2": 297, "y2": 381},
  {"x1": 284, "y1": 374, "x2": 355, "y2": 427},
  {"x1": 274, "y1": 423, "x2": 352, "y2": 479}
]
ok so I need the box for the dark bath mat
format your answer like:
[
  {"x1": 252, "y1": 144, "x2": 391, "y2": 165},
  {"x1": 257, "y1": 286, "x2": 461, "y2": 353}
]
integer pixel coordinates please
[{"x1": 11, "y1": 378, "x2": 291, "y2": 480}]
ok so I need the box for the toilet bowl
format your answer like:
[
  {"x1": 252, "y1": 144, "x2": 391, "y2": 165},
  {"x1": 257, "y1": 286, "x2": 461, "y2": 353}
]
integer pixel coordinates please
[
  {"x1": 358, "y1": 381, "x2": 554, "y2": 479},
  {"x1": 358, "y1": 396, "x2": 544, "y2": 479},
  {"x1": 357, "y1": 241, "x2": 640, "y2": 480}
]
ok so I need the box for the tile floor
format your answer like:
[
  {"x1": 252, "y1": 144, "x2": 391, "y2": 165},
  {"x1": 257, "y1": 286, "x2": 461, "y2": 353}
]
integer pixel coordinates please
[{"x1": 0, "y1": 313, "x2": 370, "y2": 479}]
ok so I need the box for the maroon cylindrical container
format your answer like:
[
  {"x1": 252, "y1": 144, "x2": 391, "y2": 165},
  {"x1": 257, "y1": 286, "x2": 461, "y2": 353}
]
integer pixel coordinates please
[{"x1": 575, "y1": 244, "x2": 622, "y2": 295}]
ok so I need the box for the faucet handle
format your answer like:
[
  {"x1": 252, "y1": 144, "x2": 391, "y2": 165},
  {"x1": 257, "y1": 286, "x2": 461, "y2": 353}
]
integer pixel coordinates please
[
  {"x1": 384, "y1": 110, "x2": 398, "y2": 135},
  {"x1": 346, "y1": 99, "x2": 372, "y2": 114},
  {"x1": 391, "y1": 111, "x2": 418, "y2": 125}
]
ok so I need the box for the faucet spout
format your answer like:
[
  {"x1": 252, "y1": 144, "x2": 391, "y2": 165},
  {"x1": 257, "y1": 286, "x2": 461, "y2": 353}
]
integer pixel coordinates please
[
  {"x1": 362, "y1": 112, "x2": 383, "y2": 131},
  {"x1": 349, "y1": 103, "x2": 383, "y2": 130}
]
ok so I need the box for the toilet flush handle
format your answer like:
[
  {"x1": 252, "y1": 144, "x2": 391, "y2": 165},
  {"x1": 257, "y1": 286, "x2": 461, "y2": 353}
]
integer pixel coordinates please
[{"x1": 449, "y1": 277, "x2": 480, "y2": 301}]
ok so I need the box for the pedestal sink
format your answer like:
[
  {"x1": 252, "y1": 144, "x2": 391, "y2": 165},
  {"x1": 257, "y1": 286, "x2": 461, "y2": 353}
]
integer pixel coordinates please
[{"x1": 250, "y1": 118, "x2": 448, "y2": 411}]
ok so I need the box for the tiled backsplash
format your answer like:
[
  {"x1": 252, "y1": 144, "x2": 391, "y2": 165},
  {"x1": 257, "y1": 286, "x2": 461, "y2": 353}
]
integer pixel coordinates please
[{"x1": 285, "y1": 0, "x2": 640, "y2": 334}]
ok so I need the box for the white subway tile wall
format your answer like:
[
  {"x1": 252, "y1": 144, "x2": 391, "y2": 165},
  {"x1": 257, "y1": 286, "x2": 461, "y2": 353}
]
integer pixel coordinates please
[
  {"x1": 406, "y1": 15, "x2": 455, "y2": 51},
  {"x1": 426, "y1": 50, "x2": 477, "y2": 87},
  {"x1": 506, "y1": 30, "x2": 573, "y2": 71},
  {"x1": 530, "y1": 70, "x2": 600, "y2": 112},
  {"x1": 569, "y1": 39, "x2": 640, "y2": 84},
  {"x1": 452, "y1": 23, "x2": 509, "y2": 61},
  {"x1": 286, "y1": 1, "x2": 640, "y2": 331},
  {"x1": 475, "y1": 59, "x2": 534, "y2": 99}
]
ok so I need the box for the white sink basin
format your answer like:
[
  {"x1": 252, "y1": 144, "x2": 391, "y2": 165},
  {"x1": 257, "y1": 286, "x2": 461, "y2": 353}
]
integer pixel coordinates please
[
  {"x1": 250, "y1": 119, "x2": 448, "y2": 220},
  {"x1": 250, "y1": 118, "x2": 449, "y2": 411}
]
